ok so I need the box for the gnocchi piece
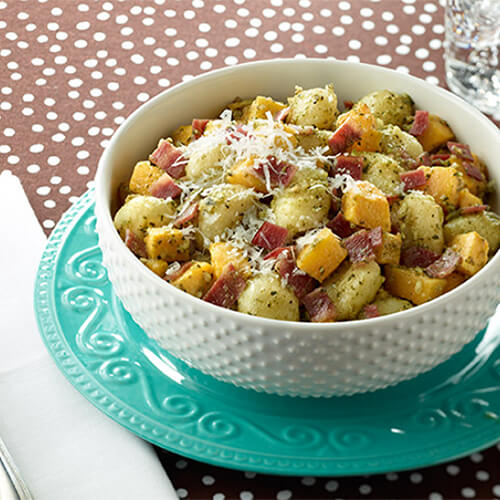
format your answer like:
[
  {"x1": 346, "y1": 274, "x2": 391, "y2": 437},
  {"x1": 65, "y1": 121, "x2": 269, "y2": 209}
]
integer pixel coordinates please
[
  {"x1": 371, "y1": 289, "x2": 413, "y2": 316},
  {"x1": 113, "y1": 195, "x2": 176, "y2": 239},
  {"x1": 361, "y1": 153, "x2": 403, "y2": 197},
  {"x1": 237, "y1": 273, "x2": 299, "y2": 321},
  {"x1": 185, "y1": 143, "x2": 226, "y2": 180},
  {"x1": 380, "y1": 125, "x2": 424, "y2": 166},
  {"x1": 324, "y1": 261, "x2": 384, "y2": 320},
  {"x1": 373, "y1": 231, "x2": 402, "y2": 265},
  {"x1": 397, "y1": 191, "x2": 444, "y2": 253},
  {"x1": 287, "y1": 84, "x2": 338, "y2": 129},
  {"x1": 198, "y1": 185, "x2": 255, "y2": 240},
  {"x1": 140, "y1": 257, "x2": 168, "y2": 277},
  {"x1": 444, "y1": 211, "x2": 500, "y2": 254},
  {"x1": 354, "y1": 90, "x2": 414, "y2": 128}
]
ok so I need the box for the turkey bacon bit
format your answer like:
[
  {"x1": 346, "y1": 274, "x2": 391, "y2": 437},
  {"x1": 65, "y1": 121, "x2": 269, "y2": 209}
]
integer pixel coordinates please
[
  {"x1": 254, "y1": 155, "x2": 297, "y2": 188},
  {"x1": 430, "y1": 153, "x2": 451, "y2": 165},
  {"x1": 343, "y1": 229, "x2": 376, "y2": 264},
  {"x1": 252, "y1": 221, "x2": 288, "y2": 250},
  {"x1": 368, "y1": 226, "x2": 383, "y2": 248},
  {"x1": 409, "y1": 110, "x2": 429, "y2": 136},
  {"x1": 328, "y1": 121, "x2": 362, "y2": 154},
  {"x1": 275, "y1": 248, "x2": 315, "y2": 299},
  {"x1": 165, "y1": 262, "x2": 193, "y2": 282},
  {"x1": 463, "y1": 161, "x2": 485, "y2": 182},
  {"x1": 173, "y1": 203, "x2": 199, "y2": 227},
  {"x1": 125, "y1": 229, "x2": 147, "y2": 258},
  {"x1": 334, "y1": 155, "x2": 363, "y2": 180},
  {"x1": 460, "y1": 204, "x2": 488, "y2": 215},
  {"x1": 150, "y1": 174, "x2": 182, "y2": 199},
  {"x1": 363, "y1": 304, "x2": 380, "y2": 318},
  {"x1": 203, "y1": 264, "x2": 246, "y2": 309},
  {"x1": 327, "y1": 212, "x2": 355, "y2": 238},
  {"x1": 400, "y1": 169, "x2": 427, "y2": 191},
  {"x1": 447, "y1": 141, "x2": 474, "y2": 161},
  {"x1": 418, "y1": 152, "x2": 432, "y2": 166},
  {"x1": 226, "y1": 124, "x2": 249, "y2": 144},
  {"x1": 400, "y1": 246, "x2": 440, "y2": 268},
  {"x1": 425, "y1": 248, "x2": 461, "y2": 279},
  {"x1": 302, "y1": 288, "x2": 336, "y2": 322},
  {"x1": 192, "y1": 118, "x2": 210, "y2": 138},
  {"x1": 149, "y1": 139, "x2": 186, "y2": 179},
  {"x1": 263, "y1": 246, "x2": 292, "y2": 261}
]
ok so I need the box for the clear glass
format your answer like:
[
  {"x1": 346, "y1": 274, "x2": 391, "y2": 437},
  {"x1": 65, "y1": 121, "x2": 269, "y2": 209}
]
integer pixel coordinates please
[{"x1": 444, "y1": 0, "x2": 500, "y2": 119}]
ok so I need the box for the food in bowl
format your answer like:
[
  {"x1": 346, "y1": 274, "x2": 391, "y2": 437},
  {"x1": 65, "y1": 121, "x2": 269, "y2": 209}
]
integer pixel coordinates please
[{"x1": 113, "y1": 84, "x2": 500, "y2": 323}]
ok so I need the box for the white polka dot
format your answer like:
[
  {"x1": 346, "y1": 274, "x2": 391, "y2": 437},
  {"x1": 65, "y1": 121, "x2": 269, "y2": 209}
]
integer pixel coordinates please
[
  {"x1": 447, "y1": 464, "x2": 460, "y2": 476},
  {"x1": 213, "y1": 4, "x2": 225, "y2": 13},
  {"x1": 470, "y1": 453, "x2": 483, "y2": 463},
  {"x1": 32, "y1": 124, "x2": 44, "y2": 132},
  {"x1": 30, "y1": 144, "x2": 44, "y2": 154},
  {"x1": 424, "y1": 2, "x2": 438, "y2": 12},
  {"x1": 199, "y1": 22, "x2": 211, "y2": 32},
  {"x1": 429, "y1": 38, "x2": 442, "y2": 50},
  {"x1": 202, "y1": 475, "x2": 215, "y2": 486},
  {"x1": 134, "y1": 76, "x2": 146, "y2": 85},
  {"x1": 122, "y1": 41, "x2": 134, "y2": 50},
  {"x1": 0, "y1": 102, "x2": 11, "y2": 111},
  {"x1": 243, "y1": 48, "x2": 256, "y2": 59},
  {"x1": 88, "y1": 126, "x2": 100, "y2": 136},
  {"x1": 10, "y1": 72, "x2": 22, "y2": 81},
  {"x1": 243, "y1": 471, "x2": 256, "y2": 479},
  {"x1": 461, "y1": 487, "x2": 476, "y2": 498},
  {"x1": 276, "y1": 490, "x2": 292, "y2": 500},
  {"x1": 301, "y1": 477, "x2": 316, "y2": 486},
  {"x1": 195, "y1": 38, "x2": 208, "y2": 47},
  {"x1": 48, "y1": 156, "x2": 60, "y2": 166},
  {"x1": 375, "y1": 35, "x2": 388, "y2": 46},
  {"x1": 415, "y1": 48, "x2": 430, "y2": 59},
  {"x1": 43, "y1": 220, "x2": 55, "y2": 229},
  {"x1": 59, "y1": 185, "x2": 71, "y2": 194},
  {"x1": 270, "y1": 43, "x2": 283, "y2": 53},
  {"x1": 339, "y1": 1, "x2": 351, "y2": 10},
  {"x1": 183, "y1": 10, "x2": 195, "y2": 20},
  {"x1": 56, "y1": 31, "x2": 68, "y2": 41},
  {"x1": 340, "y1": 15, "x2": 353, "y2": 25},
  {"x1": 144, "y1": 36, "x2": 155, "y2": 45},
  {"x1": 264, "y1": 30, "x2": 278, "y2": 41},
  {"x1": 320, "y1": 8, "x2": 332, "y2": 17},
  {"x1": 426, "y1": 75, "x2": 439, "y2": 85},
  {"x1": 76, "y1": 150, "x2": 90, "y2": 160},
  {"x1": 27, "y1": 164, "x2": 40, "y2": 173},
  {"x1": 137, "y1": 92, "x2": 149, "y2": 102},
  {"x1": 263, "y1": 8, "x2": 275, "y2": 18},
  {"x1": 377, "y1": 54, "x2": 392, "y2": 65},
  {"x1": 3, "y1": 127, "x2": 15, "y2": 137},
  {"x1": 386, "y1": 23, "x2": 399, "y2": 34},
  {"x1": 245, "y1": 28, "x2": 259, "y2": 38},
  {"x1": 403, "y1": 5, "x2": 416, "y2": 14},
  {"x1": 225, "y1": 56, "x2": 238, "y2": 65},
  {"x1": 348, "y1": 39, "x2": 361, "y2": 50},
  {"x1": 213, "y1": 494, "x2": 225, "y2": 500},
  {"x1": 72, "y1": 112, "x2": 86, "y2": 122},
  {"x1": 420, "y1": 13, "x2": 433, "y2": 24},
  {"x1": 413, "y1": 25, "x2": 426, "y2": 35},
  {"x1": 476, "y1": 470, "x2": 489, "y2": 481},
  {"x1": 46, "y1": 111, "x2": 57, "y2": 120},
  {"x1": 167, "y1": 57, "x2": 179, "y2": 66},
  {"x1": 200, "y1": 61, "x2": 212, "y2": 70},
  {"x1": 283, "y1": 7, "x2": 295, "y2": 16},
  {"x1": 176, "y1": 489, "x2": 188, "y2": 499},
  {"x1": 44, "y1": 199, "x2": 56, "y2": 208},
  {"x1": 396, "y1": 45, "x2": 410, "y2": 55},
  {"x1": 313, "y1": 25, "x2": 326, "y2": 34},
  {"x1": 225, "y1": 19, "x2": 237, "y2": 28},
  {"x1": 158, "y1": 78, "x2": 170, "y2": 87},
  {"x1": 37, "y1": 186, "x2": 51, "y2": 195},
  {"x1": 423, "y1": 60, "x2": 436, "y2": 72},
  {"x1": 346, "y1": 54, "x2": 360, "y2": 62},
  {"x1": 492, "y1": 485, "x2": 500, "y2": 496},
  {"x1": 240, "y1": 492, "x2": 253, "y2": 500},
  {"x1": 386, "y1": 472, "x2": 398, "y2": 481},
  {"x1": 410, "y1": 472, "x2": 423, "y2": 484},
  {"x1": 225, "y1": 37, "x2": 240, "y2": 47},
  {"x1": 429, "y1": 493, "x2": 443, "y2": 500},
  {"x1": 325, "y1": 480, "x2": 339, "y2": 492},
  {"x1": 0, "y1": 144, "x2": 10, "y2": 154},
  {"x1": 314, "y1": 44, "x2": 328, "y2": 54},
  {"x1": 291, "y1": 33, "x2": 304, "y2": 43},
  {"x1": 68, "y1": 90, "x2": 79, "y2": 99},
  {"x1": 360, "y1": 484, "x2": 372, "y2": 495},
  {"x1": 77, "y1": 166, "x2": 90, "y2": 175},
  {"x1": 396, "y1": 65, "x2": 410, "y2": 73}
]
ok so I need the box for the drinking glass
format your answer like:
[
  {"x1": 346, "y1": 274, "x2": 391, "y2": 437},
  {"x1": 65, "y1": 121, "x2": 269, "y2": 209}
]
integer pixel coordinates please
[{"x1": 444, "y1": 0, "x2": 500, "y2": 118}]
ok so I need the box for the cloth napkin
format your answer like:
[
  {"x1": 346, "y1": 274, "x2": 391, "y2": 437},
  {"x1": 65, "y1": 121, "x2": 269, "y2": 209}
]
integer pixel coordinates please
[{"x1": 0, "y1": 170, "x2": 178, "y2": 500}]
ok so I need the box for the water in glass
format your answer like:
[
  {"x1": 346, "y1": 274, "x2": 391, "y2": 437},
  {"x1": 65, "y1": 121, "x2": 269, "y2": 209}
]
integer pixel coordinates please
[{"x1": 444, "y1": 0, "x2": 500, "y2": 118}]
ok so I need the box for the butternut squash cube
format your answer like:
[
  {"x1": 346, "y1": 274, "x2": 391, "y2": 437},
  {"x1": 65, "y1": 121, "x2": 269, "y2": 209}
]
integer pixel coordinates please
[
  {"x1": 417, "y1": 114, "x2": 454, "y2": 152},
  {"x1": 172, "y1": 261, "x2": 214, "y2": 298},
  {"x1": 342, "y1": 181, "x2": 391, "y2": 231},
  {"x1": 296, "y1": 227, "x2": 348, "y2": 281},
  {"x1": 336, "y1": 103, "x2": 382, "y2": 153},
  {"x1": 140, "y1": 258, "x2": 168, "y2": 277},
  {"x1": 374, "y1": 231, "x2": 402, "y2": 265},
  {"x1": 442, "y1": 271, "x2": 467, "y2": 293},
  {"x1": 242, "y1": 96, "x2": 286, "y2": 122},
  {"x1": 419, "y1": 166, "x2": 463, "y2": 210},
  {"x1": 451, "y1": 231, "x2": 489, "y2": 276},
  {"x1": 171, "y1": 124, "x2": 193, "y2": 146},
  {"x1": 458, "y1": 188, "x2": 483, "y2": 208},
  {"x1": 209, "y1": 241, "x2": 251, "y2": 279},
  {"x1": 226, "y1": 157, "x2": 266, "y2": 193},
  {"x1": 129, "y1": 161, "x2": 164, "y2": 195},
  {"x1": 144, "y1": 227, "x2": 191, "y2": 262},
  {"x1": 385, "y1": 265, "x2": 447, "y2": 305}
]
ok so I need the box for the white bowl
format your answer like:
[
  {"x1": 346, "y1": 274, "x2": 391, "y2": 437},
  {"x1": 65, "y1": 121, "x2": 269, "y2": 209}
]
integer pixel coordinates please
[{"x1": 95, "y1": 59, "x2": 500, "y2": 397}]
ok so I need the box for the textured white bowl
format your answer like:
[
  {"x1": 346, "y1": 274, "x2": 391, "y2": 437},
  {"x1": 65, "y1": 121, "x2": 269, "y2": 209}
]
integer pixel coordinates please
[{"x1": 95, "y1": 59, "x2": 500, "y2": 397}]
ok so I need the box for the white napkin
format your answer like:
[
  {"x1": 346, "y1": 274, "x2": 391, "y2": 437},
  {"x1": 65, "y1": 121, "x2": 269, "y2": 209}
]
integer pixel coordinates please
[{"x1": 0, "y1": 171, "x2": 178, "y2": 500}]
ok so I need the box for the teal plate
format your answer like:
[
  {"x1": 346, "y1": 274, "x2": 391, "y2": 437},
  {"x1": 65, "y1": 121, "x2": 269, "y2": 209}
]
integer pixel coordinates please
[{"x1": 34, "y1": 190, "x2": 500, "y2": 476}]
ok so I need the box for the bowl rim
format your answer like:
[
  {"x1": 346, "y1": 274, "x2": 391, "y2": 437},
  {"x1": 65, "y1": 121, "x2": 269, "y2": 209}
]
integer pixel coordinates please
[{"x1": 95, "y1": 57, "x2": 500, "y2": 330}]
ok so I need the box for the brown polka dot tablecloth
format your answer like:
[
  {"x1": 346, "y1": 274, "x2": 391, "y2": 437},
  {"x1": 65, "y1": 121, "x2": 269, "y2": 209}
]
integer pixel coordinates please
[{"x1": 1, "y1": 1, "x2": 499, "y2": 499}]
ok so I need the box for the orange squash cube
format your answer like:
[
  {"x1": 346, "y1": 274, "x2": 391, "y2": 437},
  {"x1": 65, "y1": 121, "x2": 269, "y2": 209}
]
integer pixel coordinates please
[
  {"x1": 144, "y1": 227, "x2": 191, "y2": 262},
  {"x1": 419, "y1": 166, "x2": 463, "y2": 210},
  {"x1": 296, "y1": 227, "x2": 348, "y2": 281},
  {"x1": 342, "y1": 181, "x2": 391, "y2": 231},
  {"x1": 242, "y1": 96, "x2": 286, "y2": 122},
  {"x1": 417, "y1": 114, "x2": 454, "y2": 152},
  {"x1": 226, "y1": 158, "x2": 266, "y2": 193},
  {"x1": 458, "y1": 188, "x2": 483, "y2": 208},
  {"x1": 129, "y1": 161, "x2": 164, "y2": 195},
  {"x1": 209, "y1": 242, "x2": 251, "y2": 278},
  {"x1": 172, "y1": 261, "x2": 214, "y2": 298},
  {"x1": 451, "y1": 231, "x2": 489, "y2": 276}
]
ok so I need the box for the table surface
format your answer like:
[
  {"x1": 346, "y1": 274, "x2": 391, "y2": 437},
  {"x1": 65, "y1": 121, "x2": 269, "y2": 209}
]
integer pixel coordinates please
[{"x1": 1, "y1": 0, "x2": 500, "y2": 498}]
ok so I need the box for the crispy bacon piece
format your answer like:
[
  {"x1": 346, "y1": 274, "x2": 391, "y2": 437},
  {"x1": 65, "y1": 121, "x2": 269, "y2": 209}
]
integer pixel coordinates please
[
  {"x1": 343, "y1": 226, "x2": 382, "y2": 264},
  {"x1": 463, "y1": 161, "x2": 485, "y2": 182},
  {"x1": 165, "y1": 262, "x2": 193, "y2": 282},
  {"x1": 400, "y1": 169, "x2": 427, "y2": 191},
  {"x1": 275, "y1": 248, "x2": 315, "y2": 299},
  {"x1": 254, "y1": 155, "x2": 297, "y2": 189},
  {"x1": 334, "y1": 155, "x2": 363, "y2": 180},
  {"x1": 263, "y1": 246, "x2": 291, "y2": 261},
  {"x1": 328, "y1": 121, "x2": 361, "y2": 155},
  {"x1": 226, "y1": 124, "x2": 249, "y2": 144},
  {"x1": 409, "y1": 110, "x2": 429, "y2": 136},
  {"x1": 330, "y1": 193, "x2": 342, "y2": 214},
  {"x1": 149, "y1": 139, "x2": 186, "y2": 179},
  {"x1": 252, "y1": 221, "x2": 288, "y2": 250},
  {"x1": 363, "y1": 304, "x2": 380, "y2": 318},
  {"x1": 302, "y1": 288, "x2": 336, "y2": 322},
  {"x1": 343, "y1": 100, "x2": 354, "y2": 110},
  {"x1": 418, "y1": 152, "x2": 432, "y2": 166},
  {"x1": 203, "y1": 264, "x2": 246, "y2": 308},
  {"x1": 461, "y1": 204, "x2": 488, "y2": 215},
  {"x1": 425, "y1": 248, "x2": 461, "y2": 279},
  {"x1": 150, "y1": 174, "x2": 182, "y2": 199},
  {"x1": 192, "y1": 118, "x2": 209, "y2": 139},
  {"x1": 327, "y1": 212, "x2": 355, "y2": 238},
  {"x1": 125, "y1": 229, "x2": 147, "y2": 258},
  {"x1": 275, "y1": 106, "x2": 290, "y2": 122},
  {"x1": 447, "y1": 141, "x2": 474, "y2": 161},
  {"x1": 400, "y1": 246, "x2": 440, "y2": 268},
  {"x1": 430, "y1": 153, "x2": 451, "y2": 165},
  {"x1": 173, "y1": 203, "x2": 199, "y2": 227}
]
